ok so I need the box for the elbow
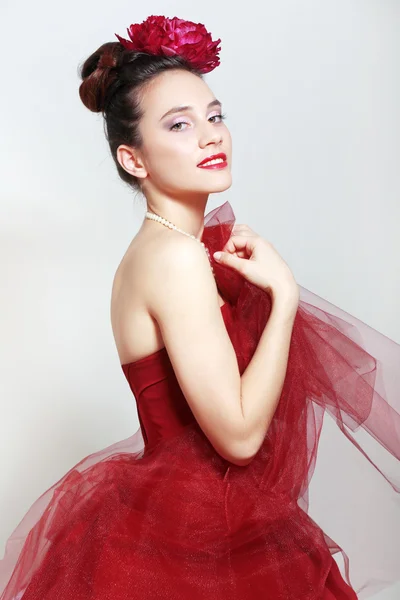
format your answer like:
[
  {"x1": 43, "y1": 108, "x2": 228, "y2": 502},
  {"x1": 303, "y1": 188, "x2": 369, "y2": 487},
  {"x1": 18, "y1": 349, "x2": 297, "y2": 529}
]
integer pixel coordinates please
[
  {"x1": 227, "y1": 425, "x2": 268, "y2": 466},
  {"x1": 225, "y1": 439, "x2": 260, "y2": 467},
  {"x1": 216, "y1": 415, "x2": 267, "y2": 467},
  {"x1": 229, "y1": 453, "x2": 256, "y2": 467}
]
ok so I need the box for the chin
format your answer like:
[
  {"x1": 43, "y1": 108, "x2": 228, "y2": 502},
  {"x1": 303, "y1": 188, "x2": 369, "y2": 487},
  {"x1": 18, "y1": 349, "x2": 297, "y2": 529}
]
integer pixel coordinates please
[
  {"x1": 212, "y1": 178, "x2": 233, "y2": 193},
  {"x1": 204, "y1": 173, "x2": 233, "y2": 194}
]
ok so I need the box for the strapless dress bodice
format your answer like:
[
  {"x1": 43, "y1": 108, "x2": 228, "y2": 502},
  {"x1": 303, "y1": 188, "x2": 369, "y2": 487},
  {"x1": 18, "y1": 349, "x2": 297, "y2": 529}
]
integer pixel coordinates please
[{"x1": 121, "y1": 302, "x2": 232, "y2": 451}]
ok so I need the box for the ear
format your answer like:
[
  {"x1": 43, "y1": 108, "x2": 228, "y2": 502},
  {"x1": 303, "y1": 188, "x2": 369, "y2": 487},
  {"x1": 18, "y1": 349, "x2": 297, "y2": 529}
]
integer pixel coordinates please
[{"x1": 116, "y1": 145, "x2": 148, "y2": 180}]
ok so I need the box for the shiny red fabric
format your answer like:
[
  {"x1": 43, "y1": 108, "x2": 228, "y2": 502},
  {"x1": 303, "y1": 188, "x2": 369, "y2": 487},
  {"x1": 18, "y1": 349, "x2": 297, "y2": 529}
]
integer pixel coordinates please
[{"x1": 0, "y1": 201, "x2": 399, "y2": 599}]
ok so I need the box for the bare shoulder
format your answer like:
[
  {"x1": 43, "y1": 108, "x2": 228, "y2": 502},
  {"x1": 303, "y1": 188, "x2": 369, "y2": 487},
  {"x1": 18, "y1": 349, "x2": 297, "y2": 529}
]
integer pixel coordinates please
[
  {"x1": 112, "y1": 228, "x2": 206, "y2": 315},
  {"x1": 145, "y1": 233, "x2": 217, "y2": 316}
]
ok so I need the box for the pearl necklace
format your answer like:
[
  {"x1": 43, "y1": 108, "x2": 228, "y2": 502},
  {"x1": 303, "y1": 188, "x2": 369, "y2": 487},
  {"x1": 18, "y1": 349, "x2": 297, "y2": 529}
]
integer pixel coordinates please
[{"x1": 145, "y1": 210, "x2": 215, "y2": 276}]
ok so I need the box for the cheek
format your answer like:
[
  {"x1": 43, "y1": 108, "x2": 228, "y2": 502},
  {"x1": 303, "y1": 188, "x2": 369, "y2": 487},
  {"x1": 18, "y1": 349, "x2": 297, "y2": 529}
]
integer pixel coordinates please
[
  {"x1": 156, "y1": 140, "x2": 194, "y2": 166},
  {"x1": 146, "y1": 145, "x2": 195, "y2": 182}
]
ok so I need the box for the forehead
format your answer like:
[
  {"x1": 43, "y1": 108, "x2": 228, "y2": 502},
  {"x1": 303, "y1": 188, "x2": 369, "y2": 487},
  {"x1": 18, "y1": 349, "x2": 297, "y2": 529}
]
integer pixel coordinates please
[{"x1": 142, "y1": 70, "x2": 215, "y2": 116}]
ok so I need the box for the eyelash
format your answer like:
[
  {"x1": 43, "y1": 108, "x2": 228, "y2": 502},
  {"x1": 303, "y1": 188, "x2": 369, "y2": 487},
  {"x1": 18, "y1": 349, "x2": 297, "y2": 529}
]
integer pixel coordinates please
[{"x1": 169, "y1": 113, "x2": 227, "y2": 131}]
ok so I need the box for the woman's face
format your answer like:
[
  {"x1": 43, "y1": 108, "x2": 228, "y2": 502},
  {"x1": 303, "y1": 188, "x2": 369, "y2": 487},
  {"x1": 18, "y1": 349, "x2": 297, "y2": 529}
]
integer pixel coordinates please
[{"x1": 119, "y1": 69, "x2": 232, "y2": 199}]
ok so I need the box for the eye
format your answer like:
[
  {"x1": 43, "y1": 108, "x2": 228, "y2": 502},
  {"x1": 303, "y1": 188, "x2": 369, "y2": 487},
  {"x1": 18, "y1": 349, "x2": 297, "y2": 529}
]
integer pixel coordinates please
[
  {"x1": 169, "y1": 113, "x2": 227, "y2": 132},
  {"x1": 209, "y1": 112, "x2": 227, "y2": 123},
  {"x1": 169, "y1": 120, "x2": 189, "y2": 132}
]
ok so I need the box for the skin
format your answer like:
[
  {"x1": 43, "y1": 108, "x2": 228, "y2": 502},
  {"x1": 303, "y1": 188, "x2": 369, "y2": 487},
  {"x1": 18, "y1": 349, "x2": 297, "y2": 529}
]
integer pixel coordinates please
[{"x1": 110, "y1": 69, "x2": 233, "y2": 365}]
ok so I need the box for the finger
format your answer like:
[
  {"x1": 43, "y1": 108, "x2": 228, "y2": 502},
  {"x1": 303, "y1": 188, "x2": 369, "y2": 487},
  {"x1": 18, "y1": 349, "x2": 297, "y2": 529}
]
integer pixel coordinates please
[
  {"x1": 224, "y1": 239, "x2": 248, "y2": 259},
  {"x1": 213, "y1": 249, "x2": 247, "y2": 272},
  {"x1": 223, "y1": 234, "x2": 255, "y2": 256}
]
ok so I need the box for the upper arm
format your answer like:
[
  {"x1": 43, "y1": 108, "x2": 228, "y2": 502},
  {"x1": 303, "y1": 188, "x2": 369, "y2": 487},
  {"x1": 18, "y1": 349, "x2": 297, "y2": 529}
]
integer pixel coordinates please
[{"x1": 146, "y1": 236, "x2": 250, "y2": 465}]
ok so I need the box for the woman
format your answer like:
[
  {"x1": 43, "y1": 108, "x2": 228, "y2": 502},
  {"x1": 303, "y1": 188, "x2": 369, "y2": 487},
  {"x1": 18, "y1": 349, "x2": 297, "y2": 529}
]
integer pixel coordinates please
[{"x1": 0, "y1": 15, "x2": 399, "y2": 600}]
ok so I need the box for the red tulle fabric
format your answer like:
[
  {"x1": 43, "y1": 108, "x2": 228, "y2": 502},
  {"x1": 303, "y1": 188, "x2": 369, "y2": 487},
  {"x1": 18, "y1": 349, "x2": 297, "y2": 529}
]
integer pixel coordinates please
[{"x1": 0, "y1": 201, "x2": 399, "y2": 599}]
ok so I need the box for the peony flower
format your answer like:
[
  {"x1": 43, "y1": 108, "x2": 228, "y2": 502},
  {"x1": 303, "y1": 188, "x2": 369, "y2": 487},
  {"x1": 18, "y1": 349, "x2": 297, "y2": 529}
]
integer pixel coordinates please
[{"x1": 115, "y1": 15, "x2": 221, "y2": 74}]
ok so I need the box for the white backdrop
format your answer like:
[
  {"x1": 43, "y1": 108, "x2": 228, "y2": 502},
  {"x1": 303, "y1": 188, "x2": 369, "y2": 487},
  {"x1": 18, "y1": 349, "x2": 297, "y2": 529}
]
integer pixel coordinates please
[{"x1": 1, "y1": 1, "x2": 399, "y2": 598}]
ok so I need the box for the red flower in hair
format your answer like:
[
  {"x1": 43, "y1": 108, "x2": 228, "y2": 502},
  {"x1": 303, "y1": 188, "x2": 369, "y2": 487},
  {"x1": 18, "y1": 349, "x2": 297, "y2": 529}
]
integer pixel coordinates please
[{"x1": 115, "y1": 15, "x2": 221, "y2": 74}]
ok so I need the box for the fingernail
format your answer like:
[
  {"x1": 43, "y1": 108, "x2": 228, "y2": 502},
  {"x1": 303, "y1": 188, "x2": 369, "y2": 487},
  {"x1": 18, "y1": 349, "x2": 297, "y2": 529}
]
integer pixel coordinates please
[{"x1": 213, "y1": 252, "x2": 222, "y2": 260}]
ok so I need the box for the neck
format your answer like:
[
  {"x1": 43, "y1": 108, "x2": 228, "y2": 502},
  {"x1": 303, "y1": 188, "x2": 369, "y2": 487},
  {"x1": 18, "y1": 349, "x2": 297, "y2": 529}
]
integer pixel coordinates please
[{"x1": 144, "y1": 197, "x2": 209, "y2": 240}]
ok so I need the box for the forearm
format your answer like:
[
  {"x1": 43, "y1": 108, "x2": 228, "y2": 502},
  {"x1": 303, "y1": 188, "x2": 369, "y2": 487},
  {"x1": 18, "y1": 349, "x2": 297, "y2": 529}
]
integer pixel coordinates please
[{"x1": 240, "y1": 299, "x2": 297, "y2": 457}]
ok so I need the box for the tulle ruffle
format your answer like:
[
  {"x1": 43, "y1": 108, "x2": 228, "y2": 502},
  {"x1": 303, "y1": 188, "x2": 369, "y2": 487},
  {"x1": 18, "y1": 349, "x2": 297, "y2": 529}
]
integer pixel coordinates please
[{"x1": 0, "y1": 420, "x2": 358, "y2": 600}]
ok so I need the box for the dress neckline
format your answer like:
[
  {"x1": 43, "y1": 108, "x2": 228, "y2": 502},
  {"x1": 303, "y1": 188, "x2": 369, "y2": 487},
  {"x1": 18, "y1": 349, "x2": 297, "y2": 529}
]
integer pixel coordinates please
[{"x1": 120, "y1": 302, "x2": 229, "y2": 370}]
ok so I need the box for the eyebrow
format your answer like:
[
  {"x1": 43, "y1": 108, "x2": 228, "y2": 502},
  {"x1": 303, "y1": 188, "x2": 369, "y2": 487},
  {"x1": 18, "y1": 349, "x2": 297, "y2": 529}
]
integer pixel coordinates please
[{"x1": 160, "y1": 99, "x2": 222, "y2": 121}]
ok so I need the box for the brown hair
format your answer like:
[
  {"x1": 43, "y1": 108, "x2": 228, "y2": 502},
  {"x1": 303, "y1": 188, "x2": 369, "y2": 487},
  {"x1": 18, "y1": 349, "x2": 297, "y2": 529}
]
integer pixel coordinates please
[{"x1": 78, "y1": 42, "x2": 203, "y2": 192}]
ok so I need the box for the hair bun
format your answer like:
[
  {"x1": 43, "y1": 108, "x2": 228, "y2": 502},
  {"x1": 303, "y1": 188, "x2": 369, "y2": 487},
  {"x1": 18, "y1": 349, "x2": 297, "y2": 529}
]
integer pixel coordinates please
[
  {"x1": 78, "y1": 42, "x2": 123, "y2": 113},
  {"x1": 97, "y1": 50, "x2": 118, "y2": 70}
]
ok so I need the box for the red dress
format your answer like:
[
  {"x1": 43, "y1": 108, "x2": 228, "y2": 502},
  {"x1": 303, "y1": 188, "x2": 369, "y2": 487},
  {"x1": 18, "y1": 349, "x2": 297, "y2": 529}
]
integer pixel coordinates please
[{"x1": 0, "y1": 201, "x2": 399, "y2": 600}]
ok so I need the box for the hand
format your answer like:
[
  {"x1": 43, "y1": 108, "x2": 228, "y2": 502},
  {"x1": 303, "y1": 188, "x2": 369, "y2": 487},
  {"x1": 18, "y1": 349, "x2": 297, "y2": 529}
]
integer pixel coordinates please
[{"x1": 213, "y1": 224, "x2": 299, "y2": 309}]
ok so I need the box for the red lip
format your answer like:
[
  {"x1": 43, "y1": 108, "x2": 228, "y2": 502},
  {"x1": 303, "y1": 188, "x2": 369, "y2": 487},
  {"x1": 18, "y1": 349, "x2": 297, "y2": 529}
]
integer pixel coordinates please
[{"x1": 197, "y1": 152, "x2": 227, "y2": 167}]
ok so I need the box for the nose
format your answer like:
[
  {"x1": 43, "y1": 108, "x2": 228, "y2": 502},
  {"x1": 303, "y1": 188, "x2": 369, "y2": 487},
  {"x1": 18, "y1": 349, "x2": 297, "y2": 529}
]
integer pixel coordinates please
[{"x1": 199, "y1": 121, "x2": 223, "y2": 148}]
